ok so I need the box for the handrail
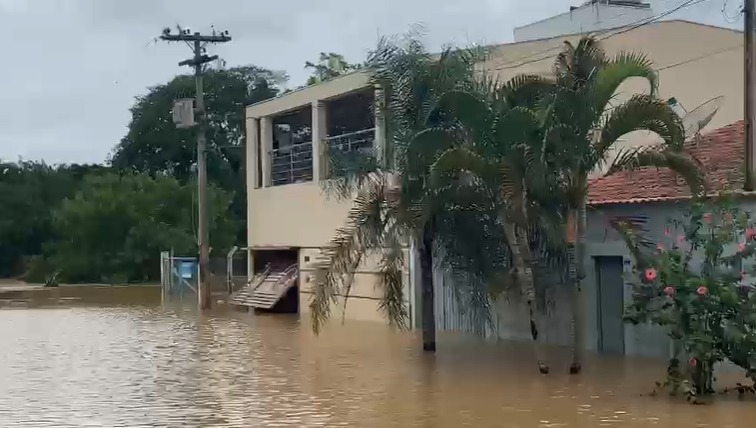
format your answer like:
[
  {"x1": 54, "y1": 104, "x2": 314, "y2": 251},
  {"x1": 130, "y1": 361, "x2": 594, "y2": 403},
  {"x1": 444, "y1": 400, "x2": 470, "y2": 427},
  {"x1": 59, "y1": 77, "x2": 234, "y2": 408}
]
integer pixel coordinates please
[
  {"x1": 270, "y1": 141, "x2": 313, "y2": 155},
  {"x1": 271, "y1": 263, "x2": 299, "y2": 288},
  {"x1": 325, "y1": 128, "x2": 375, "y2": 142},
  {"x1": 249, "y1": 263, "x2": 272, "y2": 291},
  {"x1": 269, "y1": 142, "x2": 314, "y2": 186}
]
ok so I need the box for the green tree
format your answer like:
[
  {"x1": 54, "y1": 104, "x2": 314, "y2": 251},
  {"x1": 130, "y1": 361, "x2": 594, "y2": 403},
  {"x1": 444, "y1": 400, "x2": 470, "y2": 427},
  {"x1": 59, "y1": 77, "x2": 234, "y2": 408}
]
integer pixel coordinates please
[
  {"x1": 0, "y1": 160, "x2": 108, "y2": 277},
  {"x1": 46, "y1": 172, "x2": 236, "y2": 284},
  {"x1": 305, "y1": 52, "x2": 361, "y2": 85},
  {"x1": 110, "y1": 66, "x2": 286, "y2": 240},
  {"x1": 308, "y1": 35, "x2": 501, "y2": 352},
  {"x1": 539, "y1": 37, "x2": 703, "y2": 374}
]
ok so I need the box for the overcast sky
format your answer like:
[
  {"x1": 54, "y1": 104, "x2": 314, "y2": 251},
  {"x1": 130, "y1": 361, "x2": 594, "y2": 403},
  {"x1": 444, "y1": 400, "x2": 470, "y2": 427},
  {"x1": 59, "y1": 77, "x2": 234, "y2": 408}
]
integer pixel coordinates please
[{"x1": 0, "y1": 0, "x2": 737, "y2": 164}]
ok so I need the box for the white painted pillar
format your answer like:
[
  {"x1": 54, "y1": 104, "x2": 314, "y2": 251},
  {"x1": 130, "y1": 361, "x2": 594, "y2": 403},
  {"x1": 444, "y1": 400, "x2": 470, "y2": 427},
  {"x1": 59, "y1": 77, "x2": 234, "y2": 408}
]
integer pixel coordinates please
[
  {"x1": 246, "y1": 117, "x2": 260, "y2": 190},
  {"x1": 374, "y1": 86, "x2": 387, "y2": 167},
  {"x1": 311, "y1": 100, "x2": 327, "y2": 182},
  {"x1": 245, "y1": 117, "x2": 259, "y2": 278},
  {"x1": 260, "y1": 116, "x2": 274, "y2": 187}
]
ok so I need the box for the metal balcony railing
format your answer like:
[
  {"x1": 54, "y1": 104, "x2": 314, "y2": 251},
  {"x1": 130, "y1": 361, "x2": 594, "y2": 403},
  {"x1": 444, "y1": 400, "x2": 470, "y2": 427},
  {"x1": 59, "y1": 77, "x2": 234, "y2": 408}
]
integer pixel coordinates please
[
  {"x1": 325, "y1": 128, "x2": 376, "y2": 154},
  {"x1": 270, "y1": 142, "x2": 314, "y2": 186},
  {"x1": 325, "y1": 128, "x2": 377, "y2": 177}
]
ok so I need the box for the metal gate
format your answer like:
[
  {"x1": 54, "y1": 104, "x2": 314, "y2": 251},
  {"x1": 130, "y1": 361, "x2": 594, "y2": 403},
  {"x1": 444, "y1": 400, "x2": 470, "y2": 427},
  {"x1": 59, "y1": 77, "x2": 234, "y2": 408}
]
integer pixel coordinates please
[
  {"x1": 433, "y1": 265, "x2": 497, "y2": 339},
  {"x1": 160, "y1": 251, "x2": 199, "y2": 301}
]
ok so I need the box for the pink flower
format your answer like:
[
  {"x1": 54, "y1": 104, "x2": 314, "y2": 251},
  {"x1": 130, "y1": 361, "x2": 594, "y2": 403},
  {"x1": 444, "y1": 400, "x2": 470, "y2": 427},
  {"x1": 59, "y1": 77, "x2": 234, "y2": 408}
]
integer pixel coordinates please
[
  {"x1": 747, "y1": 228, "x2": 755, "y2": 241},
  {"x1": 656, "y1": 244, "x2": 664, "y2": 252},
  {"x1": 664, "y1": 227, "x2": 671, "y2": 237},
  {"x1": 677, "y1": 235, "x2": 685, "y2": 244},
  {"x1": 739, "y1": 243, "x2": 747, "y2": 253},
  {"x1": 689, "y1": 357, "x2": 697, "y2": 367},
  {"x1": 644, "y1": 268, "x2": 657, "y2": 282},
  {"x1": 696, "y1": 286, "x2": 709, "y2": 296},
  {"x1": 663, "y1": 286, "x2": 675, "y2": 297},
  {"x1": 703, "y1": 213, "x2": 712, "y2": 223}
]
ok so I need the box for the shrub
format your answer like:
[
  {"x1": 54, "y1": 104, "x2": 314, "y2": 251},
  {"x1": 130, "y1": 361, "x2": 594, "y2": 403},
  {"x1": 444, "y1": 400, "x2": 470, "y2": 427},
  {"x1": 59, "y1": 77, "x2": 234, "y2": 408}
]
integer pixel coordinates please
[{"x1": 623, "y1": 197, "x2": 756, "y2": 401}]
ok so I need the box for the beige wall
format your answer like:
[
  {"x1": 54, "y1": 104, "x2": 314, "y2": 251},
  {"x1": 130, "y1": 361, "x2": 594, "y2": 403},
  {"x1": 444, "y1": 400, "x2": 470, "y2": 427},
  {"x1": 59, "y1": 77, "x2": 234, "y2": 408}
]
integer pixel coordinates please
[
  {"x1": 246, "y1": 71, "x2": 370, "y2": 119},
  {"x1": 248, "y1": 183, "x2": 353, "y2": 248},
  {"x1": 298, "y1": 247, "x2": 412, "y2": 324},
  {"x1": 482, "y1": 20, "x2": 742, "y2": 173}
]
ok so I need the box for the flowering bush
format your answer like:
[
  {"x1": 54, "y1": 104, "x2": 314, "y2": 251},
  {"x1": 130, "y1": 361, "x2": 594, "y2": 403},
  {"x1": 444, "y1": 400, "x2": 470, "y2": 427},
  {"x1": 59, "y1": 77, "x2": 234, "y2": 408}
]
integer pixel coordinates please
[{"x1": 623, "y1": 197, "x2": 756, "y2": 400}]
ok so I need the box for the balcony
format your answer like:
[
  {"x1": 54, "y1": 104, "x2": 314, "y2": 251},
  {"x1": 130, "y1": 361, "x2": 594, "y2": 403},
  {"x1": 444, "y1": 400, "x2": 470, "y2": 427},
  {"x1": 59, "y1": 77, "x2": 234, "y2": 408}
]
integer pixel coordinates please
[
  {"x1": 249, "y1": 84, "x2": 382, "y2": 189},
  {"x1": 325, "y1": 128, "x2": 377, "y2": 177},
  {"x1": 270, "y1": 142, "x2": 314, "y2": 186}
]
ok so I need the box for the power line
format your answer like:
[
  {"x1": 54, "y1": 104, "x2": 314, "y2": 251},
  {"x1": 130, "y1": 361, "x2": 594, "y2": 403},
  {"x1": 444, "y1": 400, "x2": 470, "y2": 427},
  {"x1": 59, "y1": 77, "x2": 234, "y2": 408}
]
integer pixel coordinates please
[
  {"x1": 722, "y1": 0, "x2": 745, "y2": 23},
  {"x1": 484, "y1": 0, "x2": 709, "y2": 72},
  {"x1": 656, "y1": 43, "x2": 741, "y2": 71}
]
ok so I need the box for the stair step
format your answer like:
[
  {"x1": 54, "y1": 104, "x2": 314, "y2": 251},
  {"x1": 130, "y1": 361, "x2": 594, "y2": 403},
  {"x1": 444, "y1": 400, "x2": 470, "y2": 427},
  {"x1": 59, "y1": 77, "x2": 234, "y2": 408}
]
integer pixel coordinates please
[{"x1": 228, "y1": 265, "x2": 299, "y2": 309}]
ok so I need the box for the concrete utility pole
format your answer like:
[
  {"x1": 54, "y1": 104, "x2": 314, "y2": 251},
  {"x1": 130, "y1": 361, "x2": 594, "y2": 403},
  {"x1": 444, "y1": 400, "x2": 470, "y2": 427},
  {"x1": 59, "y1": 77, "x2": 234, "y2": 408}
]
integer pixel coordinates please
[
  {"x1": 159, "y1": 26, "x2": 232, "y2": 310},
  {"x1": 745, "y1": 0, "x2": 755, "y2": 191}
]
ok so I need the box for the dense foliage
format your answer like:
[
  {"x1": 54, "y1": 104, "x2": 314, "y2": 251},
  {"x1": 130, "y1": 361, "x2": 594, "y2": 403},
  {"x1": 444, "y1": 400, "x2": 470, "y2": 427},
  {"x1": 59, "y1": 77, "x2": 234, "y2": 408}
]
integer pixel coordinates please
[
  {"x1": 0, "y1": 161, "x2": 108, "y2": 277},
  {"x1": 624, "y1": 198, "x2": 756, "y2": 400},
  {"x1": 304, "y1": 52, "x2": 362, "y2": 86},
  {"x1": 44, "y1": 173, "x2": 236, "y2": 284}
]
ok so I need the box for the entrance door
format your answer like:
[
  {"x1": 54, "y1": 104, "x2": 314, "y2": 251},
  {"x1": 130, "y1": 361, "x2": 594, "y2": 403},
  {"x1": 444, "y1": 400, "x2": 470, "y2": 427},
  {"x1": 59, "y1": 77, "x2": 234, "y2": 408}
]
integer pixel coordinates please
[{"x1": 594, "y1": 256, "x2": 625, "y2": 355}]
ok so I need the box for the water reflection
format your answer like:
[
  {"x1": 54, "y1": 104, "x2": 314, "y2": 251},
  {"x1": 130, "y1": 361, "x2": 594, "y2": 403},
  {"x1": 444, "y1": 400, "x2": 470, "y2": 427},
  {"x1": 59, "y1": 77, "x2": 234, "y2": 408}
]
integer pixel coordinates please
[{"x1": 0, "y1": 291, "x2": 754, "y2": 427}]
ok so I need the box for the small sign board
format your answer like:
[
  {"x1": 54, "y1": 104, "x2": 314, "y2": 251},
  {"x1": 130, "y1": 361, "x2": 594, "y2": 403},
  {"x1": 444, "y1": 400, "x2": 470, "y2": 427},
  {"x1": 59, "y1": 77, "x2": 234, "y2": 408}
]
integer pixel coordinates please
[{"x1": 179, "y1": 261, "x2": 195, "y2": 279}]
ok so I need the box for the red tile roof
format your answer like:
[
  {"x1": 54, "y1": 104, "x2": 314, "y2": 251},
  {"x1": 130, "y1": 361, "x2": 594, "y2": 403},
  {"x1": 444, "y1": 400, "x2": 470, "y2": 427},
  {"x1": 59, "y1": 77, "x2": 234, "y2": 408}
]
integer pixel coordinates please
[{"x1": 588, "y1": 121, "x2": 746, "y2": 205}]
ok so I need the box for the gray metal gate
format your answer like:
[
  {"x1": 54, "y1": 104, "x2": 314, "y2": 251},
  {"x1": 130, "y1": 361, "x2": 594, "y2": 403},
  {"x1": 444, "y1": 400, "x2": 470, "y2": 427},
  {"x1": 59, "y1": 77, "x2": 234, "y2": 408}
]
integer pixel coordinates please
[
  {"x1": 160, "y1": 251, "x2": 199, "y2": 301},
  {"x1": 432, "y1": 266, "x2": 497, "y2": 339}
]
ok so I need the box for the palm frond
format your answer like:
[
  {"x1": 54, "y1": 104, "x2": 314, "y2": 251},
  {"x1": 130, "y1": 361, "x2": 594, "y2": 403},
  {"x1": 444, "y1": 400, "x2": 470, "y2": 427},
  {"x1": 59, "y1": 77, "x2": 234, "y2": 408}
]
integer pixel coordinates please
[
  {"x1": 377, "y1": 232, "x2": 409, "y2": 329},
  {"x1": 433, "y1": 90, "x2": 491, "y2": 142},
  {"x1": 320, "y1": 150, "x2": 382, "y2": 200},
  {"x1": 428, "y1": 146, "x2": 498, "y2": 188},
  {"x1": 554, "y1": 37, "x2": 606, "y2": 89},
  {"x1": 605, "y1": 213, "x2": 654, "y2": 269},
  {"x1": 498, "y1": 74, "x2": 555, "y2": 109},
  {"x1": 310, "y1": 178, "x2": 387, "y2": 334},
  {"x1": 606, "y1": 146, "x2": 704, "y2": 197},
  {"x1": 593, "y1": 51, "x2": 657, "y2": 113},
  {"x1": 597, "y1": 94, "x2": 686, "y2": 160}
]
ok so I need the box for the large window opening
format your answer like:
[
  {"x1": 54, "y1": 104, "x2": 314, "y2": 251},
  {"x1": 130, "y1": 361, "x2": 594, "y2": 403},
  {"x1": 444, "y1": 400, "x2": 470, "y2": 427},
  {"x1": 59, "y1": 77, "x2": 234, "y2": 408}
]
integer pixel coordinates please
[{"x1": 271, "y1": 106, "x2": 313, "y2": 186}]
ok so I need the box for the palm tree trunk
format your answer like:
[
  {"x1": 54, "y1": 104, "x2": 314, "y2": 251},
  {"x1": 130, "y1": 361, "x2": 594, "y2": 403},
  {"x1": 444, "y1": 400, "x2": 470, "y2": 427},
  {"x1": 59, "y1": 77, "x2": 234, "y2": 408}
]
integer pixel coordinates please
[
  {"x1": 568, "y1": 200, "x2": 587, "y2": 374},
  {"x1": 503, "y1": 222, "x2": 549, "y2": 374},
  {"x1": 420, "y1": 223, "x2": 436, "y2": 352}
]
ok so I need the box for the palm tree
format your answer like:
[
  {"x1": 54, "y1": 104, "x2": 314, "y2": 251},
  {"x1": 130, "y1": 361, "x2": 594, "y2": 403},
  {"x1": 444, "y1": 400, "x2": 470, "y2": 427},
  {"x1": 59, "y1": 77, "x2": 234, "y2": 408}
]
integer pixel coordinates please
[
  {"x1": 419, "y1": 73, "x2": 569, "y2": 373},
  {"x1": 537, "y1": 37, "x2": 704, "y2": 374},
  {"x1": 308, "y1": 34, "x2": 491, "y2": 351}
]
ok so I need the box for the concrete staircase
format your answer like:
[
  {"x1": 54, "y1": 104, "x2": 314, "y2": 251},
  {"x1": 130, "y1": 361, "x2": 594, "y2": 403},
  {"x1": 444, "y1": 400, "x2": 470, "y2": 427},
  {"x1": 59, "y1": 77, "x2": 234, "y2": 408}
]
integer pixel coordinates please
[{"x1": 230, "y1": 264, "x2": 298, "y2": 309}]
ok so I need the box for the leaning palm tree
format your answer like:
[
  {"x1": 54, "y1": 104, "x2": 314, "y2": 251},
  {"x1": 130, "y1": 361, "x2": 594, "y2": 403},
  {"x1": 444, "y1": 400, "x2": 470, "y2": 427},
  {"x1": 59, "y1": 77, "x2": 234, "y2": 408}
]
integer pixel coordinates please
[
  {"x1": 537, "y1": 37, "x2": 704, "y2": 374},
  {"x1": 309, "y1": 33, "x2": 492, "y2": 351}
]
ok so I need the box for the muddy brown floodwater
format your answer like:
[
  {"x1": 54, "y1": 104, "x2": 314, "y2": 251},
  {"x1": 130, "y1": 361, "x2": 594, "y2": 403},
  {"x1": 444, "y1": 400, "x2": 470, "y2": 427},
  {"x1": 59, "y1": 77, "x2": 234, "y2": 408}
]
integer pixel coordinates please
[{"x1": 1, "y1": 288, "x2": 755, "y2": 427}]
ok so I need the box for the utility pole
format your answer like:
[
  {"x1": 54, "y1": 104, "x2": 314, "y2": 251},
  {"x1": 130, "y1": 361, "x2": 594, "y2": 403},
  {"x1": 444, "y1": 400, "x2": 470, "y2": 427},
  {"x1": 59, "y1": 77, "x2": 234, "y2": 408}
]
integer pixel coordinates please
[
  {"x1": 160, "y1": 26, "x2": 232, "y2": 309},
  {"x1": 745, "y1": 0, "x2": 755, "y2": 191}
]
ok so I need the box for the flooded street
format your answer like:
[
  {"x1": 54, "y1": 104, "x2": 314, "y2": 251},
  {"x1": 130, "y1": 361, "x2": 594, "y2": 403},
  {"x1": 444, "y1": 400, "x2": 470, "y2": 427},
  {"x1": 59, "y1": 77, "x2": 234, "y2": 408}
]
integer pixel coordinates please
[{"x1": 1, "y1": 290, "x2": 755, "y2": 427}]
